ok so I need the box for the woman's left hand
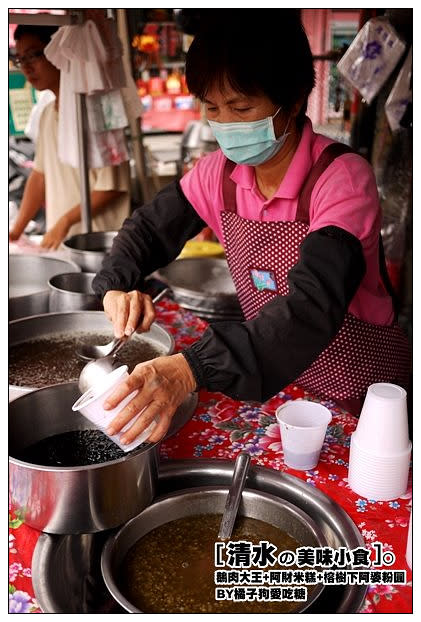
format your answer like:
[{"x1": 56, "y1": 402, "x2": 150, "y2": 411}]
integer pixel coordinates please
[{"x1": 103, "y1": 353, "x2": 197, "y2": 444}]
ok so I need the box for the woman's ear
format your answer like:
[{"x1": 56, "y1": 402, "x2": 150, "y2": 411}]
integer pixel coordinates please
[{"x1": 291, "y1": 96, "x2": 306, "y2": 119}]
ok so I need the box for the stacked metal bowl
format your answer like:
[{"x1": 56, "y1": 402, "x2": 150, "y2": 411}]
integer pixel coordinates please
[{"x1": 157, "y1": 257, "x2": 243, "y2": 323}]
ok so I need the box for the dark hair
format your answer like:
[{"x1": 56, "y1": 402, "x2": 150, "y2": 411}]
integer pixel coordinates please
[
  {"x1": 14, "y1": 24, "x2": 58, "y2": 45},
  {"x1": 185, "y1": 10, "x2": 315, "y2": 127}
]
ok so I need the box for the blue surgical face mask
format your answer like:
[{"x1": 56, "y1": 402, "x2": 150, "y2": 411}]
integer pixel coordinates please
[{"x1": 208, "y1": 107, "x2": 290, "y2": 166}]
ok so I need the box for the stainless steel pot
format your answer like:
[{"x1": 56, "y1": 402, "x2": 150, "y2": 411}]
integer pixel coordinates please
[
  {"x1": 9, "y1": 255, "x2": 81, "y2": 321},
  {"x1": 9, "y1": 384, "x2": 198, "y2": 534},
  {"x1": 48, "y1": 272, "x2": 102, "y2": 312},
  {"x1": 9, "y1": 383, "x2": 160, "y2": 534},
  {"x1": 62, "y1": 231, "x2": 117, "y2": 272},
  {"x1": 156, "y1": 258, "x2": 243, "y2": 321},
  {"x1": 101, "y1": 487, "x2": 327, "y2": 613},
  {"x1": 9, "y1": 311, "x2": 175, "y2": 400}
]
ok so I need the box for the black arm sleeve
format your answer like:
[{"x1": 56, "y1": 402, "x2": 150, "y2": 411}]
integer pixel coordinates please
[
  {"x1": 92, "y1": 180, "x2": 206, "y2": 299},
  {"x1": 182, "y1": 226, "x2": 366, "y2": 402}
]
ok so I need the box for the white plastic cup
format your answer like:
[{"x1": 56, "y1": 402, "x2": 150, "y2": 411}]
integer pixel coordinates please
[
  {"x1": 276, "y1": 400, "x2": 332, "y2": 470},
  {"x1": 406, "y1": 509, "x2": 412, "y2": 570},
  {"x1": 348, "y1": 434, "x2": 411, "y2": 501},
  {"x1": 72, "y1": 365, "x2": 157, "y2": 452},
  {"x1": 355, "y1": 383, "x2": 409, "y2": 454}
]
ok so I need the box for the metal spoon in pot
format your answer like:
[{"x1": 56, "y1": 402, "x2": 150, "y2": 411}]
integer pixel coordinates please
[
  {"x1": 76, "y1": 288, "x2": 170, "y2": 362},
  {"x1": 218, "y1": 452, "x2": 251, "y2": 540}
]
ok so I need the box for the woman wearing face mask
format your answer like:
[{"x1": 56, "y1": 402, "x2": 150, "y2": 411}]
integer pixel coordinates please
[{"x1": 92, "y1": 10, "x2": 410, "y2": 446}]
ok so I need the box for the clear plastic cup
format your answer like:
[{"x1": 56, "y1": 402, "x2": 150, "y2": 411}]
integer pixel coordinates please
[
  {"x1": 72, "y1": 365, "x2": 157, "y2": 452},
  {"x1": 276, "y1": 400, "x2": 332, "y2": 471},
  {"x1": 348, "y1": 434, "x2": 411, "y2": 500},
  {"x1": 354, "y1": 383, "x2": 409, "y2": 454}
]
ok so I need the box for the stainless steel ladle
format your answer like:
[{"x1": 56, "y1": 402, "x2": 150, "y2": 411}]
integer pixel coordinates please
[
  {"x1": 76, "y1": 288, "x2": 169, "y2": 362},
  {"x1": 218, "y1": 452, "x2": 251, "y2": 540}
]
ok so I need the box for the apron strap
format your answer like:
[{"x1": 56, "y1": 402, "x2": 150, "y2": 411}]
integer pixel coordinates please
[
  {"x1": 297, "y1": 141, "x2": 400, "y2": 318},
  {"x1": 222, "y1": 145, "x2": 399, "y2": 316},
  {"x1": 296, "y1": 142, "x2": 354, "y2": 224},
  {"x1": 222, "y1": 158, "x2": 238, "y2": 213}
]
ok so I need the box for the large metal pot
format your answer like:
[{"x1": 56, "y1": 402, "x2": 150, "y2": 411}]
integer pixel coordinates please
[
  {"x1": 9, "y1": 255, "x2": 81, "y2": 321},
  {"x1": 62, "y1": 231, "x2": 117, "y2": 272},
  {"x1": 9, "y1": 311, "x2": 175, "y2": 400},
  {"x1": 101, "y1": 487, "x2": 327, "y2": 613},
  {"x1": 9, "y1": 384, "x2": 197, "y2": 534},
  {"x1": 9, "y1": 383, "x2": 159, "y2": 534},
  {"x1": 156, "y1": 258, "x2": 243, "y2": 321},
  {"x1": 48, "y1": 272, "x2": 102, "y2": 312}
]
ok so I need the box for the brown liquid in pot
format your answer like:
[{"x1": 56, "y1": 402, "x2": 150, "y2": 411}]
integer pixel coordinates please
[{"x1": 120, "y1": 514, "x2": 313, "y2": 614}]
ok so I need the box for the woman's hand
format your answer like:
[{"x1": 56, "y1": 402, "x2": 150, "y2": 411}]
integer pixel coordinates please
[
  {"x1": 103, "y1": 353, "x2": 197, "y2": 444},
  {"x1": 9, "y1": 228, "x2": 22, "y2": 242},
  {"x1": 103, "y1": 290, "x2": 156, "y2": 338},
  {"x1": 40, "y1": 216, "x2": 70, "y2": 250}
]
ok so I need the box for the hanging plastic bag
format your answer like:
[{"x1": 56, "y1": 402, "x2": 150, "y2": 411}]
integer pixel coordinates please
[
  {"x1": 337, "y1": 17, "x2": 406, "y2": 104},
  {"x1": 385, "y1": 46, "x2": 412, "y2": 132}
]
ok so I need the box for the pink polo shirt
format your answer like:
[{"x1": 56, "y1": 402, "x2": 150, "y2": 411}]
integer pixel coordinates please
[{"x1": 180, "y1": 117, "x2": 394, "y2": 326}]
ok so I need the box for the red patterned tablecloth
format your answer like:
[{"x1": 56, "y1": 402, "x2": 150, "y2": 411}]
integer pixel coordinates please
[{"x1": 9, "y1": 300, "x2": 412, "y2": 614}]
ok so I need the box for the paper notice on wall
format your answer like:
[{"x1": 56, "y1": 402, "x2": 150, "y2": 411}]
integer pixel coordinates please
[
  {"x1": 337, "y1": 17, "x2": 406, "y2": 105},
  {"x1": 9, "y1": 88, "x2": 35, "y2": 132}
]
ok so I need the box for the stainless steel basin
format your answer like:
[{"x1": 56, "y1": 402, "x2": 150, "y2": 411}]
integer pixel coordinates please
[
  {"x1": 9, "y1": 311, "x2": 175, "y2": 399},
  {"x1": 156, "y1": 258, "x2": 243, "y2": 320},
  {"x1": 9, "y1": 255, "x2": 81, "y2": 320},
  {"x1": 31, "y1": 460, "x2": 368, "y2": 614}
]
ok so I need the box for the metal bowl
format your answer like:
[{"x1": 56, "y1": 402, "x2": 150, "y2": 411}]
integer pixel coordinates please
[
  {"x1": 48, "y1": 272, "x2": 102, "y2": 312},
  {"x1": 156, "y1": 258, "x2": 243, "y2": 320},
  {"x1": 101, "y1": 487, "x2": 326, "y2": 613},
  {"x1": 31, "y1": 459, "x2": 368, "y2": 614},
  {"x1": 9, "y1": 384, "x2": 197, "y2": 534},
  {"x1": 62, "y1": 231, "x2": 117, "y2": 273},
  {"x1": 9, "y1": 255, "x2": 81, "y2": 321},
  {"x1": 9, "y1": 311, "x2": 175, "y2": 400}
]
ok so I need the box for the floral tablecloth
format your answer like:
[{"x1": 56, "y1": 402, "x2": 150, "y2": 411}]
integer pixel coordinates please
[{"x1": 9, "y1": 300, "x2": 412, "y2": 614}]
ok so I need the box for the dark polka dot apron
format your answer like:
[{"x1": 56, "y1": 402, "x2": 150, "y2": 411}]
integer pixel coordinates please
[{"x1": 220, "y1": 143, "x2": 411, "y2": 412}]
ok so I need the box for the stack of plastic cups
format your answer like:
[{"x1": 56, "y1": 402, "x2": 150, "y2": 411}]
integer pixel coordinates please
[{"x1": 348, "y1": 383, "x2": 411, "y2": 501}]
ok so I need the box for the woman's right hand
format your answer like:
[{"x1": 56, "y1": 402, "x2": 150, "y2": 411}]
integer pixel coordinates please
[{"x1": 102, "y1": 290, "x2": 156, "y2": 338}]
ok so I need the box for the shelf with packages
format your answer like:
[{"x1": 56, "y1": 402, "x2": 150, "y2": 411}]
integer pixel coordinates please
[{"x1": 138, "y1": 69, "x2": 201, "y2": 134}]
